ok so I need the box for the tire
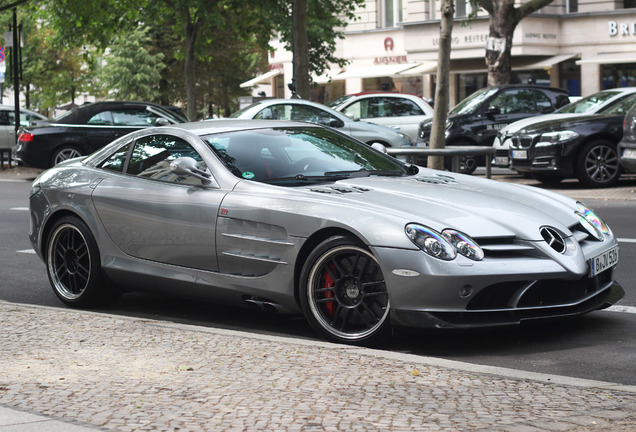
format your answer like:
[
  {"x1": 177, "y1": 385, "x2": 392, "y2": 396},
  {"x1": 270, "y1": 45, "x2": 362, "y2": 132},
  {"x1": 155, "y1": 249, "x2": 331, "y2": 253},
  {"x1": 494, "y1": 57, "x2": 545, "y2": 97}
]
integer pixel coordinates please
[
  {"x1": 532, "y1": 173, "x2": 563, "y2": 185},
  {"x1": 299, "y1": 235, "x2": 391, "y2": 346},
  {"x1": 444, "y1": 141, "x2": 478, "y2": 175},
  {"x1": 51, "y1": 146, "x2": 84, "y2": 167},
  {"x1": 46, "y1": 216, "x2": 110, "y2": 308},
  {"x1": 576, "y1": 140, "x2": 620, "y2": 188}
]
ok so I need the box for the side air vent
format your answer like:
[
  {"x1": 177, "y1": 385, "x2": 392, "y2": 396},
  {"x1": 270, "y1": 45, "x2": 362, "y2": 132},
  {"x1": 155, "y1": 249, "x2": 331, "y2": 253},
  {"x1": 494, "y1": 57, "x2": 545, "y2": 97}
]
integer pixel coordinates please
[
  {"x1": 540, "y1": 227, "x2": 566, "y2": 254},
  {"x1": 414, "y1": 176, "x2": 458, "y2": 185}
]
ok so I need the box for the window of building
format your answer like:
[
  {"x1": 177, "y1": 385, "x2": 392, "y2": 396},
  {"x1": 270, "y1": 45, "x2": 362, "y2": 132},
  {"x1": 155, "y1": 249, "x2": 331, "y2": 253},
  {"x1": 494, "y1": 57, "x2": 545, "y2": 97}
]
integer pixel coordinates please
[
  {"x1": 624, "y1": 0, "x2": 636, "y2": 9},
  {"x1": 567, "y1": 0, "x2": 578, "y2": 13},
  {"x1": 381, "y1": 0, "x2": 403, "y2": 28},
  {"x1": 456, "y1": 0, "x2": 468, "y2": 18}
]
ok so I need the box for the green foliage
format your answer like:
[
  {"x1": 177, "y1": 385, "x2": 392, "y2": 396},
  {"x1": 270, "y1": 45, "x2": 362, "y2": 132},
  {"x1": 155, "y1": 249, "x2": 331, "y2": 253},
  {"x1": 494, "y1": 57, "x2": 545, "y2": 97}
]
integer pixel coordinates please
[{"x1": 99, "y1": 27, "x2": 165, "y2": 102}]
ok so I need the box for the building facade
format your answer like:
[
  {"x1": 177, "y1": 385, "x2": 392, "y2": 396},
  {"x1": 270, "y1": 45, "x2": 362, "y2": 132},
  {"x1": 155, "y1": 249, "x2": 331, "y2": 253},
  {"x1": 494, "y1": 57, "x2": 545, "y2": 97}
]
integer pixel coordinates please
[{"x1": 243, "y1": 1, "x2": 636, "y2": 106}]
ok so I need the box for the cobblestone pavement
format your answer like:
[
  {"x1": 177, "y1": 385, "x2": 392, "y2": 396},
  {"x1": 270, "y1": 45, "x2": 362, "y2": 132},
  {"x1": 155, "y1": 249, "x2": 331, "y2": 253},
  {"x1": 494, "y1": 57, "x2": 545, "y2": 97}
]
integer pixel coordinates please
[{"x1": 1, "y1": 302, "x2": 636, "y2": 432}]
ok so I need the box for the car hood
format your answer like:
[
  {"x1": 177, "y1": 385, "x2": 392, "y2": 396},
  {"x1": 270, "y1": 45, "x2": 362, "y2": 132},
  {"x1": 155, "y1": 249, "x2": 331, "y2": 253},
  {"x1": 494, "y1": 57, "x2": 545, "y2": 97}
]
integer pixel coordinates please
[
  {"x1": 297, "y1": 171, "x2": 579, "y2": 241},
  {"x1": 517, "y1": 114, "x2": 623, "y2": 134},
  {"x1": 499, "y1": 113, "x2": 582, "y2": 135}
]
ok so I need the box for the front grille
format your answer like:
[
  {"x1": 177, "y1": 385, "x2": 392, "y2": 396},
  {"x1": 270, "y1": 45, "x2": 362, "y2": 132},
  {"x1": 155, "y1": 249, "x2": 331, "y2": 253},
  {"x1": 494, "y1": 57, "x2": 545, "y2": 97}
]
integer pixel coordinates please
[
  {"x1": 466, "y1": 269, "x2": 613, "y2": 311},
  {"x1": 512, "y1": 135, "x2": 535, "y2": 149}
]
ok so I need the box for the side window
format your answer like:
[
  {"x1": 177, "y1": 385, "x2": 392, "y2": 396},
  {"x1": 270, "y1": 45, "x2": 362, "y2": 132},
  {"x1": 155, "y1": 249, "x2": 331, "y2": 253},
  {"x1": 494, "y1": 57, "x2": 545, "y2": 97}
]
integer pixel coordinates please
[
  {"x1": 100, "y1": 143, "x2": 132, "y2": 173},
  {"x1": 111, "y1": 108, "x2": 162, "y2": 126},
  {"x1": 388, "y1": 98, "x2": 425, "y2": 116},
  {"x1": 254, "y1": 105, "x2": 290, "y2": 120},
  {"x1": 342, "y1": 101, "x2": 364, "y2": 119},
  {"x1": 126, "y1": 135, "x2": 207, "y2": 184},
  {"x1": 88, "y1": 111, "x2": 114, "y2": 125},
  {"x1": 534, "y1": 91, "x2": 553, "y2": 112},
  {"x1": 290, "y1": 105, "x2": 340, "y2": 125},
  {"x1": 489, "y1": 89, "x2": 536, "y2": 114}
]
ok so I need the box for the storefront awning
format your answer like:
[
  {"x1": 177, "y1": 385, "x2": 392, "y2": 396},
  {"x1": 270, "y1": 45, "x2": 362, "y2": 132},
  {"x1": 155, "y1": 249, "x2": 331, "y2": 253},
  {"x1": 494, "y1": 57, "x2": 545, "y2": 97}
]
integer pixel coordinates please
[
  {"x1": 334, "y1": 63, "x2": 419, "y2": 80},
  {"x1": 576, "y1": 52, "x2": 636, "y2": 65},
  {"x1": 519, "y1": 54, "x2": 578, "y2": 70},
  {"x1": 398, "y1": 61, "x2": 437, "y2": 75},
  {"x1": 240, "y1": 70, "x2": 282, "y2": 88},
  {"x1": 312, "y1": 68, "x2": 344, "y2": 84}
]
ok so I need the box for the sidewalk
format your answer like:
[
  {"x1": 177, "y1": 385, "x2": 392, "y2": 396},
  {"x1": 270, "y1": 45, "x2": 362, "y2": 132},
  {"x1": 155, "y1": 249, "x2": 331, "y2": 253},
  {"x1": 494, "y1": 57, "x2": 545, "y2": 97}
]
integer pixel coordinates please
[{"x1": 1, "y1": 301, "x2": 636, "y2": 432}]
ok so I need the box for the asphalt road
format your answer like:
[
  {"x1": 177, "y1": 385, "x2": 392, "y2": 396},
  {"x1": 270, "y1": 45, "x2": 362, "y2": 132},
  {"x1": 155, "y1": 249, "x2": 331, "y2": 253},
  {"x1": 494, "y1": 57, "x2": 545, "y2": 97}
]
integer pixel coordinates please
[{"x1": 1, "y1": 175, "x2": 635, "y2": 387}]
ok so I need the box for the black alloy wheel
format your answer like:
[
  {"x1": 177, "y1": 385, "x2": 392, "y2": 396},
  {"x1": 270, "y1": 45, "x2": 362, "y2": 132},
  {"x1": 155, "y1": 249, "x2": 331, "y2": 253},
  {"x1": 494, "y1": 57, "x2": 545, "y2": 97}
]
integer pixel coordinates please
[
  {"x1": 300, "y1": 235, "x2": 391, "y2": 346},
  {"x1": 576, "y1": 140, "x2": 620, "y2": 188}
]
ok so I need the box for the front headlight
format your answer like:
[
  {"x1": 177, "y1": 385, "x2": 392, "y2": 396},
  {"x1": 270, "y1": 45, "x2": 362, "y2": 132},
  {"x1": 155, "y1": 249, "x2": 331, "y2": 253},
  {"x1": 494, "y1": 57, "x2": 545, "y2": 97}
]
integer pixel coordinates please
[
  {"x1": 536, "y1": 130, "x2": 579, "y2": 147},
  {"x1": 397, "y1": 131, "x2": 413, "y2": 145},
  {"x1": 405, "y1": 224, "x2": 484, "y2": 261},
  {"x1": 576, "y1": 202, "x2": 609, "y2": 240}
]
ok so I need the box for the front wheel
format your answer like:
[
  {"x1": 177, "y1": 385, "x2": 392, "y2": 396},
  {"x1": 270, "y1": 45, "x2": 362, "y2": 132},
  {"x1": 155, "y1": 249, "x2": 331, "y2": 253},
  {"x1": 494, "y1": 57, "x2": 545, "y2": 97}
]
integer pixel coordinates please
[
  {"x1": 299, "y1": 235, "x2": 391, "y2": 346},
  {"x1": 576, "y1": 140, "x2": 621, "y2": 188},
  {"x1": 46, "y1": 216, "x2": 110, "y2": 307}
]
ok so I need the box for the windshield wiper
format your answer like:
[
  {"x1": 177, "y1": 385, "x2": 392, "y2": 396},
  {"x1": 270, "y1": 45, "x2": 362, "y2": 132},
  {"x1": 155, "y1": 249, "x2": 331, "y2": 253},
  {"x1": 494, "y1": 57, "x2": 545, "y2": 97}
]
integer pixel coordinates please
[{"x1": 325, "y1": 169, "x2": 403, "y2": 178}]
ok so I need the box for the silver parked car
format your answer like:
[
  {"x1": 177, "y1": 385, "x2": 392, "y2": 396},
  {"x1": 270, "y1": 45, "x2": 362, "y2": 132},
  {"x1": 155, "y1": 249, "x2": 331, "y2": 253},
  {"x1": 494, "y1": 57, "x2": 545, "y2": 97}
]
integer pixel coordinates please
[
  {"x1": 326, "y1": 92, "x2": 433, "y2": 141},
  {"x1": 29, "y1": 120, "x2": 623, "y2": 345},
  {"x1": 229, "y1": 98, "x2": 413, "y2": 147}
]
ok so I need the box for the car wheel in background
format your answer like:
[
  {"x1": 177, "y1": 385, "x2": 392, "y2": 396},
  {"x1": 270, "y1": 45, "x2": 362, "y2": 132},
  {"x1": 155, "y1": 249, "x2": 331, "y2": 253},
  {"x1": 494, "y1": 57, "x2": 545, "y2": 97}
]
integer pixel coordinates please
[
  {"x1": 576, "y1": 140, "x2": 620, "y2": 188},
  {"x1": 299, "y1": 235, "x2": 391, "y2": 346},
  {"x1": 444, "y1": 141, "x2": 478, "y2": 175},
  {"x1": 46, "y1": 216, "x2": 112, "y2": 307},
  {"x1": 51, "y1": 145, "x2": 84, "y2": 166}
]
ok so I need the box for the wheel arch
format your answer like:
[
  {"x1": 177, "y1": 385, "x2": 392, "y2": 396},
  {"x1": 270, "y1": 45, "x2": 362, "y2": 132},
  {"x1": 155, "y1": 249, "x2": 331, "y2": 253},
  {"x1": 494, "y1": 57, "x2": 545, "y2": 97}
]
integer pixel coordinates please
[
  {"x1": 39, "y1": 209, "x2": 91, "y2": 261},
  {"x1": 293, "y1": 227, "x2": 368, "y2": 308}
]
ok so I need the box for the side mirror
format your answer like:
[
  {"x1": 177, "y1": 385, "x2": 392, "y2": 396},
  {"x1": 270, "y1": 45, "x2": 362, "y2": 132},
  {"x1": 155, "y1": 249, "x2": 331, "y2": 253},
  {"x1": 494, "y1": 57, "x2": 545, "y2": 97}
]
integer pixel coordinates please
[
  {"x1": 155, "y1": 118, "x2": 170, "y2": 126},
  {"x1": 169, "y1": 157, "x2": 211, "y2": 185},
  {"x1": 329, "y1": 118, "x2": 345, "y2": 128},
  {"x1": 484, "y1": 106, "x2": 501, "y2": 116},
  {"x1": 371, "y1": 143, "x2": 387, "y2": 154}
]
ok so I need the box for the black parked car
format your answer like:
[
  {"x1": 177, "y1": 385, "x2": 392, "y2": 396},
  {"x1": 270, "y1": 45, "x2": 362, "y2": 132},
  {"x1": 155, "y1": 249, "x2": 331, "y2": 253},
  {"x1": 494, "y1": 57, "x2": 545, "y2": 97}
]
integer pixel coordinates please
[
  {"x1": 618, "y1": 102, "x2": 636, "y2": 174},
  {"x1": 418, "y1": 85, "x2": 570, "y2": 173},
  {"x1": 509, "y1": 94, "x2": 636, "y2": 188},
  {"x1": 14, "y1": 101, "x2": 184, "y2": 169}
]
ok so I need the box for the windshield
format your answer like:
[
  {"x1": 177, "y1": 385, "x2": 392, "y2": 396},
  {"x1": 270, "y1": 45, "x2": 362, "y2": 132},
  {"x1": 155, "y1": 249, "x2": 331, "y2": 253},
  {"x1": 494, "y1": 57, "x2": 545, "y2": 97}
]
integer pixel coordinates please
[
  {"x1": 326, "y1": 95, "x2": 354, "y2": 108},
  {"x1": 600, "y1": 93, "x2": 636, "y2": 115},
  {"x1": 229, "y1": 103, "x2": 263, "y2": 118},
  {"x1": 450, "y1": 87, "x2": 499, "y2": 115},
  {"x1": 557, "y1": 91, "x2": 623, "y2": 114},
  {"x1": 202, "y1": 126, "x2": 411, "y2": 185}
]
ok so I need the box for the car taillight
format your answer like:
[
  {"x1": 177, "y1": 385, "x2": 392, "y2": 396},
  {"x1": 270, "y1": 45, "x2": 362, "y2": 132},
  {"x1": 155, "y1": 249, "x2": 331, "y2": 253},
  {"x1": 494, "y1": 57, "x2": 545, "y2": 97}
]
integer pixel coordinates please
[{"x1": 18, "y1": 132, "x2": 34, "y2": 142}]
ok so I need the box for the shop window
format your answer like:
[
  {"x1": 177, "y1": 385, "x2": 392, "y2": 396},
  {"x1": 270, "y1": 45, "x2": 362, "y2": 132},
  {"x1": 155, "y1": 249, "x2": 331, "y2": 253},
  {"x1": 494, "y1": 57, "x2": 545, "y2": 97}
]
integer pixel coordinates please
[
  {"x1": 380, "y1": 0, "x2": 402, "y2": 28},
  {"x1": 602, "y1": 64, "x2": 636, "y2": 89},
  {"x1": 624, "y1": 0, "x2": 636, "y2": 8}
]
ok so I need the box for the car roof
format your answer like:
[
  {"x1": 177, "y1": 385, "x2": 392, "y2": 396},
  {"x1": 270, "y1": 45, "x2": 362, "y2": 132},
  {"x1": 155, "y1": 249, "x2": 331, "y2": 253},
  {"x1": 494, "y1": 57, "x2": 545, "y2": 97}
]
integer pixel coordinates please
[{"x1": 55, "y1": 101, "x2": 176, "y2": 124}]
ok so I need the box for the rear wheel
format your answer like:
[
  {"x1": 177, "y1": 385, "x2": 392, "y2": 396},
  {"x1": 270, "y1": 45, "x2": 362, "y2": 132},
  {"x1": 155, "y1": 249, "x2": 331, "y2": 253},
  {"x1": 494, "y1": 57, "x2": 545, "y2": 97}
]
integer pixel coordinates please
[
  {"x1": 444, "y1": 141, "x2": 478, "y2": 175},
  {"x1": 46, "y1": 216, "x2": 111, "y2": 307},
  {"x1": 51, "y1": 146, "x2": 84, "y2": 167},
  {"x1": 299, "y1": 235, "x2": 391, "y2": 346},
  {"x1": 576, "y1": 140, "x2": 620, "y2": 188}
]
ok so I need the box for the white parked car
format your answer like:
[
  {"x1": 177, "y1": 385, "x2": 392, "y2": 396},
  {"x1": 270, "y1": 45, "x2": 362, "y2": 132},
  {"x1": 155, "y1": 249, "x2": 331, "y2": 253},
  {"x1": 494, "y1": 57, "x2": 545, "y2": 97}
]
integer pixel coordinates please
[
  {"x1": 327, "y1": 92, "x2": 433, "y2": 141},
  {"x1": 493, "y1": 87, "x2": 636, "y2": 167},
  {"x1": 0, "y1": 104, "x2": 48, "y2": 149}
]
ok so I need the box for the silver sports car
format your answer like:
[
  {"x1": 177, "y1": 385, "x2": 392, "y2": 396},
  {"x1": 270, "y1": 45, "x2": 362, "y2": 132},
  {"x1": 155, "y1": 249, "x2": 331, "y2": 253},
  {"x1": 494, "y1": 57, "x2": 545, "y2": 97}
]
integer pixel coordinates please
[{"x1": 29, "y1": 119, "x2": 624, "y2": 345}]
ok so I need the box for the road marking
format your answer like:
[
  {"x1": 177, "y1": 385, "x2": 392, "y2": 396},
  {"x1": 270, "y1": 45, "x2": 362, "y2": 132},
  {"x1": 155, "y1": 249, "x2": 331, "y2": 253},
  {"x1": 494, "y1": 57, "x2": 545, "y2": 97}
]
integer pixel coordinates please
[
  {"x1": 17, "y1": 249, "x2": 36, "y2": 254},
  {"x1": 10, "y1": 207, "x2": 29, "y2": 211},
  {"x1": 607, "y1": 305, "x2": 636, "y2": 314},
  {"x1": 618, "y1": 238, "x2": 636, "y2": 244}
]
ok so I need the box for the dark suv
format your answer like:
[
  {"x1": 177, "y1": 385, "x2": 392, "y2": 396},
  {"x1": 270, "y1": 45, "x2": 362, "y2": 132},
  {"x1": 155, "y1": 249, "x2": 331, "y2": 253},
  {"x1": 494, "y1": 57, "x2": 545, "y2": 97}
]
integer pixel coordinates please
[{"x1": 417, "y1": 85, "x2": 570, "y2": 173}]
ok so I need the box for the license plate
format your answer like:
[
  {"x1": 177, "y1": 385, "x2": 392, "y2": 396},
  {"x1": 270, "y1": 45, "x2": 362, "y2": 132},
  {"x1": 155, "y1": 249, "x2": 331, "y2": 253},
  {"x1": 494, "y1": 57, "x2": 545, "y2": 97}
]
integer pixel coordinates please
[
  {"x1": 623, "y1": 148, "x2": 636, "y2": 159},
  {"x1": 512, "y1": 150, "x2": 527, "y2": 160},
  {"x1": 494, "y1": 156, "x2": 509, "y2": 166},
  {"x1": 589, "y1": 246, "x2": 619, "y2": 277}
]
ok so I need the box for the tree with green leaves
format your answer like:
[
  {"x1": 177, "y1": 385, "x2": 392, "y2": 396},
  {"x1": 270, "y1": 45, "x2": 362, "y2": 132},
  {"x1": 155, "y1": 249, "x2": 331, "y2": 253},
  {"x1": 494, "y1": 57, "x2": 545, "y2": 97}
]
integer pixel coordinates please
[
  {"x1": 99, "y1": 28, "x2": 165, "y2": 102},
  {"x1": 474, "y1": 0, "x2": 556, "y2": 85}
]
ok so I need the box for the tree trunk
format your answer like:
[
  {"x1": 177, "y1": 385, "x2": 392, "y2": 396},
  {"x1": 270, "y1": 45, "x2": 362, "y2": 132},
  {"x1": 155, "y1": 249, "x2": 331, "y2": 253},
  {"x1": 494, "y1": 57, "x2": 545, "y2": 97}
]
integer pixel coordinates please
[
  {"x1": 427, "y1": 0, "x2": 454, "y2": 171},
  {"x1": 293, "y1": 0, "x2": 309, "y2": 99},
  {"x1": 485, "y1": 9, "x2": 516, "y2": 86},
  {"x1": 184, "y1": 11, "x2": 201, "y2": 121}
]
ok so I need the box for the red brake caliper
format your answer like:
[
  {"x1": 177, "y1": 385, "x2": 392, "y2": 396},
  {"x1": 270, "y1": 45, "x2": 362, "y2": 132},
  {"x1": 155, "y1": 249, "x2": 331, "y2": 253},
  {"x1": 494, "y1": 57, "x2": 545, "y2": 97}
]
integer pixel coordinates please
[{"x1": 322, "y1": 266, "x2": 336, "y2": 317}]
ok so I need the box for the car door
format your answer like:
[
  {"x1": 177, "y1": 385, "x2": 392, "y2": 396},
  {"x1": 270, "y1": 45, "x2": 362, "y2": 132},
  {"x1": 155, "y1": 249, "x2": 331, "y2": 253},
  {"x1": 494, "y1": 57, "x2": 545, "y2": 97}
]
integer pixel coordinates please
[
  {"x1": 478, "y1": 88, "x2": 545, "y2": 145},
  {"x1": 91, "y1": 134, "x2": 223, "y2": 271}
]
